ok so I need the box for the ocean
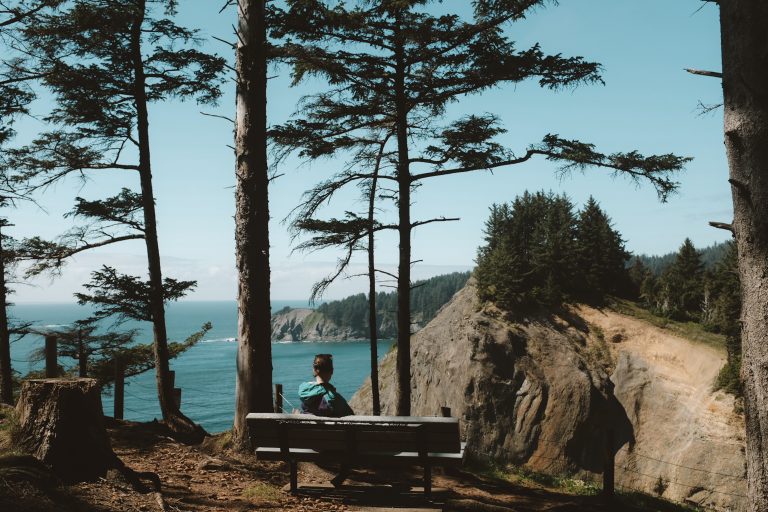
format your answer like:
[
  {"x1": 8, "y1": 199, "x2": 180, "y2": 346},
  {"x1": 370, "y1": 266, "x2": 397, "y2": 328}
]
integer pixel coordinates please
[{"x1": 8, "y1": 300, "x2": 393, "y2": 433}]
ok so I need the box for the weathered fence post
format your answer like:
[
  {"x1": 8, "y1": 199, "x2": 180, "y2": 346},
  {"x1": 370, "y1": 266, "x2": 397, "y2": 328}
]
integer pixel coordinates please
[
  {"x1": 44, "y1": 335, "x2": 57, "y2": 378},
  {"x1": 274, "y1": 383, "x2": 283, "y2": 413},
  {"x1": 169, "y1": 370, "x2": 181, "y2": 409},
  {"x1": 113, "y1": 357, "x2": 124, "y2": 420},
  {"x1": 603, "y1": 428, "x2": 615, "y2": 498}
]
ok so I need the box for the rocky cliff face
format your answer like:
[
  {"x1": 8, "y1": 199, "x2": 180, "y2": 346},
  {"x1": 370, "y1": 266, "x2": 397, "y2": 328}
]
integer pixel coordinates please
[
  {"x1": 351, "y1": 281, "x2": 746, "y2": 511},
  {"x1": 271, "y1": 308, "x2": 364, "y2": 341},
  {"x1": 578, "y1": 306, "x2": 745, "y2": 511}
]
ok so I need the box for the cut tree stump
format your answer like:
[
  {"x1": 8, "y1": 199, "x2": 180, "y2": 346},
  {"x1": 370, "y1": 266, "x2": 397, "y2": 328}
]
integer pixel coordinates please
[{"x1": 15, "y1": 378, "x2": 115, "y2": 483}]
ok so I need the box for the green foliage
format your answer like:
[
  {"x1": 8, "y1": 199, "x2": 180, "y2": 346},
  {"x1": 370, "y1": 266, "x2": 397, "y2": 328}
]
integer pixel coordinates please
[
  {"x1": 74, "y1": 265, "x2": 196, "y2": 323},
  {"x1": 634, "y1": 241, "x2": 730, "y2": 276},
  {"x1": 88, "y1": 322, "x2": 211, "y2": 387},
  {"x1": 475, "y1": 191, "x2": 630, "y2": 310},
  {"x1": 637, "y1": 239, "x2": 742, "y2": 396},
  {"x1": 315, "y1": 271, "x2": 471, "y2": 337}
]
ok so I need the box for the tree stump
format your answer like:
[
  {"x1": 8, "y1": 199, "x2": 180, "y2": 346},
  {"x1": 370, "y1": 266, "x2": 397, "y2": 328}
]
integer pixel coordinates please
[{"x1": 15, "y1": 378, "x2": 115, "y2": 483}]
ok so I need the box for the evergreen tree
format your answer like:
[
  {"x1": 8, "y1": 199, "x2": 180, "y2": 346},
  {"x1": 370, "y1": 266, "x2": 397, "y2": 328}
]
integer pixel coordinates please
[
  {"x1": 229, "y1": 0, "x2": 275, "y2": 449},
  {"x1": 627, "y1": 257, "x2": 651, "y2": 301},
  {"x1": 573, "y1": 197, "x2": 630, "y2": 303},
  {"x1": 0, "y1": 0, "x2": 57, "y2": 404},
  {"x1": 706, "y1": 242, "x2": 742, "y2": 397},
  {"x1": 272, "y1": 0, "x2": 689, "y2": 415},
  {"x1": 12, "y1": 0, "x2": 225, "y2": 439},
  {"x1": 661, "y1": 238, "x2": 705, "y2": 320},
  {"x1": 711, "y1": 3, "x2": 768, "y2": 505}
]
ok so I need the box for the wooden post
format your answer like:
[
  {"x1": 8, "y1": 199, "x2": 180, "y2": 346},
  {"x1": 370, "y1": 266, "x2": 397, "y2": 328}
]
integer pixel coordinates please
[
  {"x1": 603, "y1": 428, "x2": 615, "y2": 498},
  {"x1": 44, "y1": 335, "x2": 57, "y2": 378},
  {"x1": 113, "y1": 357, "x2": 124, "y2": 420},
  {"x1": 274, "y1": 383, "x2": 283, "y2": 413},
  {"x1": 168, "y1": 370, "x2": 181, "y2": 409},
  {"x1": 441, "y1": 406, "x2": 451, "y2": 418}
]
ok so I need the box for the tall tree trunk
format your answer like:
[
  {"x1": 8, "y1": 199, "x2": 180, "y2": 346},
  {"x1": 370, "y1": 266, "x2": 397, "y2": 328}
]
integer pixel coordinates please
[
  {"x1": 719, "y1": 3, "x2": 768, "y2": 510},
  {"x1": 130, "y1": 1, "x2": 201, "y2": 438},
  {"x1": 0, "y1": 223, "x2": 13, "y2": 405},
  {"x1": 232, "y1": 0, "x2": 273, "y2": 450},
  {"x1": 78, "y1": 340, "x2": 87, "y2": 378},
  {"x1": 393, "y1": 14, "x2": 411, "y2": 417},
  {"x1": 368, "y1": 165, "x2": 380, "y2": 416}
]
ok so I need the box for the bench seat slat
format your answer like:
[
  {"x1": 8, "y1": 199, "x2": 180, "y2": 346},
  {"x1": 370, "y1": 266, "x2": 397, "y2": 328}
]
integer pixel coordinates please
[
  {"x1": 254, "y1": 446, "x2": 464, "y2": 467},
  {"x1": 250, "y1": 431, "x2": 460, "y2": 453}
]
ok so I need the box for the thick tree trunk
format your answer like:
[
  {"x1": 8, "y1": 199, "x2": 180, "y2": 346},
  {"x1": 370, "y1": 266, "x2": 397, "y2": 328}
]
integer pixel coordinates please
[
  {"x1": 719, "y1": 3, "x2": 768, "y2": 510},
  {"x1": 130, "y1": 1, "x2": 202, "y2": 440},
  {"x1": 232, "y1": 0, "x2": 273, "y2": 450},
  {"x1": 368, "y1": 170, "x2": 380, "y2": 416},
  {"x1": 0, "y1": 224, "x2": 12, "y2": 405},
  {"x1": 15, "y1": 379, "x2": 113, "y2": 482},
  {"x1": 393, "y1": 15, "x2": 412, "y2": 417}
]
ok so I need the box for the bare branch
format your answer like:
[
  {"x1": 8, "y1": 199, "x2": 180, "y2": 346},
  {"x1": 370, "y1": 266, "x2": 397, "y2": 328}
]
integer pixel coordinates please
[
  {"x1": 411, "y1": 217, "x2": 460, "y2": 229},
  {"x1": 709, "y1": 221, "x2": 734, "y2": 233},
  {"x1": 200, "y1": 111, "x2": 235, "y2": 124},
  {"x1": 685, "y1": 68, "x2": 723, "y2": 79}
]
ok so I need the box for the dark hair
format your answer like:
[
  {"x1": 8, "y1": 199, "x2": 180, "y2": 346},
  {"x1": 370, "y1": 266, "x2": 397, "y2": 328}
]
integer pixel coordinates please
[{"x1": 313, "y1": 354, "x2": 334, "y2": 374}]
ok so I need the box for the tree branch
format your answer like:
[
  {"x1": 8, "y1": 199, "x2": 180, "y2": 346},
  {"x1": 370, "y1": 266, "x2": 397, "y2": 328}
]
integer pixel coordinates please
[
  {"x1": 709, "y1": 221, "x2": 734, "y2": 233},
  {"x1": 685, "y1": 68, "x2": 723, "y2": 79},
  {"x1": 411, "y1": 217, "x2": 460, "y2": 229}
]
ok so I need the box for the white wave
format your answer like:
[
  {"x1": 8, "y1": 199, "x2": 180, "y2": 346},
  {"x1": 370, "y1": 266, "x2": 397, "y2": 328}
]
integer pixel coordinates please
[{"x1": 200, "y1": 337, "x2": 237, "y2": 344}]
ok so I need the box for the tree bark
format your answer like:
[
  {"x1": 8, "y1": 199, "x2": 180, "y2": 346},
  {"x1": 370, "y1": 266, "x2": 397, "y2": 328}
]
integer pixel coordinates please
[
  {"x1": 129, "y1": 0, "x2": 202, "y2": 440},
  {"x1": 393, "y1": 12, "x2": 412, "y2": 417},
  {"x1": 718, "y1": 3, "x2": 768, "y2": 510},
  {"x1": 368, "y1": 164, "x2": 380, "y2": 416},
  {"x1": 15, "y1": 379, "x2": 114, "y2": 482},
  {"x1": 0, "y1": 223, "x2": 12, "y2": 405},
  {"x1": 232, "y1": 0, "x2": 273, "y2": 450}
]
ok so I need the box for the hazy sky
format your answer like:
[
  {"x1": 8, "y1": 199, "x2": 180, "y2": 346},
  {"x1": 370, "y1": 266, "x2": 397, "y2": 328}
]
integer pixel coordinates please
[{"x1": 9, "y1": 0, "x2": 729, "y2": 303}]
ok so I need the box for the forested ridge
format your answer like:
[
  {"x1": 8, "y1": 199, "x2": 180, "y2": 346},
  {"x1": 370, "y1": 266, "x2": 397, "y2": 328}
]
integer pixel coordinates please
[
  {"x1": 474, "y1": 191, "x2": 740, "y2": 396},
  {"x1": 276, "y1": 271, "x2": 470, "y2": 339}
]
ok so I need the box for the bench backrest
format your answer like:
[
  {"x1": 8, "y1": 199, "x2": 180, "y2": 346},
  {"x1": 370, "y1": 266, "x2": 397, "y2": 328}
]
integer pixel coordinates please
[{"x1": 246, "y1": 413, "x2": 461, "y2": 454}]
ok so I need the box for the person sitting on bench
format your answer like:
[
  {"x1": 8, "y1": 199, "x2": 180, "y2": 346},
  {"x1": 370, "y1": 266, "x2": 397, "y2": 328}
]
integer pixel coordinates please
[
  {"x1": 298, "y1": 353, "x2": 353, "y2": 487},
  {"x1": 299, "y1": 353, "x2": 354, "y2": 417}
]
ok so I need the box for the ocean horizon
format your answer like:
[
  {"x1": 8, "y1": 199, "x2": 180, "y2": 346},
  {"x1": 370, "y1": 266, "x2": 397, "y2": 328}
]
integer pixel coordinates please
[{"x1": 8, "y1": 300, "x2": 393, "y2": 433}]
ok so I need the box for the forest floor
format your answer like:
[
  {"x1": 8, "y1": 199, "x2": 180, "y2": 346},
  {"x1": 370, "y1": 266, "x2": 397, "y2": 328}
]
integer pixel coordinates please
[{"x1": 0, "y1": 415, "x2": 702, "y2": 512}]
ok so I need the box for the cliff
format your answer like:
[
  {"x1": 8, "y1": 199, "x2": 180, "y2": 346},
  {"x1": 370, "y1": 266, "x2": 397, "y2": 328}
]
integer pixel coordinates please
[
  {"x1": 271, "y1": 308, "x2": 365, "y2": 341},
  {"x1": 351, "y1": 281, "x2": 746, "y2": 511}
]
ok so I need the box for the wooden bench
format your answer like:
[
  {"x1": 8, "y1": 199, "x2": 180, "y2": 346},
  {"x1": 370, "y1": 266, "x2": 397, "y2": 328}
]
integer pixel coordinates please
[{"x1": 246, "y1": 413, "x2": 465, "y2": 495}]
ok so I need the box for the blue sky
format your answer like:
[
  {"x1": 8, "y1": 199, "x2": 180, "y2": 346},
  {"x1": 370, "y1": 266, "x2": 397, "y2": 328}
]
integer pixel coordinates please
[{"x1": 10, "y1": 0, "x2": 729, "y2": 303}]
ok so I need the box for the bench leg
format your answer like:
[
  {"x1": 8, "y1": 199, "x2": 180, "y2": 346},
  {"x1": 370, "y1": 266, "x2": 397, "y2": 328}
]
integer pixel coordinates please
[
  {"x1": 424, "y1": 464, "x2": 432, "y2": 497},
  {"x1": 289, "y1": 461, "x2": 298, "y2": 494}
]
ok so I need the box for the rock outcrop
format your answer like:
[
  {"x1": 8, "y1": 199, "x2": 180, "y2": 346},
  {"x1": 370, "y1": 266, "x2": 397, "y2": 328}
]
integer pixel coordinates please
[
  {"x1": 351, "y1": 281, "x2": 746, "y2": 511},
  {"x1": 271, "y1": 308, "x2": 364, "y2": 341},
  {"x1": 578, "y1": 306, "x2": 745, "y2": 511},
  {"x1": 352, "y1": 281, "x2": 632, "y2": 473}
]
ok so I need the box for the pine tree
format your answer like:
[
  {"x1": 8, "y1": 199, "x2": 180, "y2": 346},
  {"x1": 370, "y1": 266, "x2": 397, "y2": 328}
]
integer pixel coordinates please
[
  {"x1": 662, "y1": 238, "x2": 704, "y2": 320},
  {"x1": 13, "y1": 0, "x2": 225, "y2": 439},
  {"x1": 627, "y1": 257, "x2": 650, "y2": 301},
  {"x1": 273, "y1": 0, "x2": 689, "y2": 415},
  {"x1": 706, "y1": 242, "x2": 741, "y2": 396},
  {"x1": 0, "y1": 0, "x2": 57, "y2": 404},
  {"x1": 573, "y1": 197, "x2": 630, "y2": 303}
]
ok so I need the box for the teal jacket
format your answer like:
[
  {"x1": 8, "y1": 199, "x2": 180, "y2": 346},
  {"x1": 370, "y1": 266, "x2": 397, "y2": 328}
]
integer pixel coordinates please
[{"x1": 298, "y1": 381, "x2": 354, "y2": 417}]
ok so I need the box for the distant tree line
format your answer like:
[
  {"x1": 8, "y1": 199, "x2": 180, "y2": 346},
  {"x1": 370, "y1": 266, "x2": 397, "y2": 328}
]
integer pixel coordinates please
[
  {"x1": 630, "y1": 239, "x2": 741, "y2": 396},
  {"x1": 314, "y1": 272, "x2": 471, "y2": 338},
  {"x1": 475, "y1": 191, "x2": 631, "y2": 311},
  {"x1": 633, "y1": 241, "x2": 730, "y2": 276}
]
